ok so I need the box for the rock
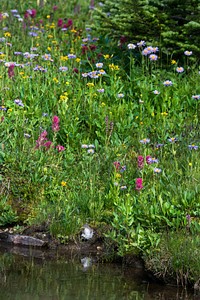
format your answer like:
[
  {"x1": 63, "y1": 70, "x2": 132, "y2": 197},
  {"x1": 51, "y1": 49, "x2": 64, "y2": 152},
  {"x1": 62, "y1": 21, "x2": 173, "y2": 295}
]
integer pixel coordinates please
[{"x1": 0, "y1": 232, "x2": 47, "y2": 247}]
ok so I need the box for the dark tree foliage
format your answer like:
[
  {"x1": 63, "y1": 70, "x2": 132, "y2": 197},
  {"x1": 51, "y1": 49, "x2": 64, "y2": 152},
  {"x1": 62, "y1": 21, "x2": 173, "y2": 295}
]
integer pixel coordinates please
[{"x1": 94, "y1": 0, "x2": 200, "y2": 57}]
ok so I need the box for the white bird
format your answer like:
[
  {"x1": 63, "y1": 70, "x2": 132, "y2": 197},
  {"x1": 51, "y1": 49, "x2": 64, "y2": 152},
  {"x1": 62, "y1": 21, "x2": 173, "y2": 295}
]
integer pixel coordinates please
[{"x1": 81, "y1": 224, "x2": 94, "y2": 240}]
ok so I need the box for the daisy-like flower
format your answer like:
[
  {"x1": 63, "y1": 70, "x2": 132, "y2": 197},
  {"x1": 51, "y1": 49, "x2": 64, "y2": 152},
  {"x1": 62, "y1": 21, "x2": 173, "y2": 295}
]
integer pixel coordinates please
[
  {"x1": 14, "y1": 99, "x2": 24, "y2": 107},
  {"x1": 120, "y1": 185, "x2": 127, "y2": 190},
  {"x1": 98, "y1": 69, "x2": 106, "y2": 75},
  {"x1": 87, "y1": 148, "x2": 95, "y2": 154},
  {"x1": 154, "y1": 168, "x2": 162, "y2": 173},
  {"x1": 163, "y1": 80, "x2": 173, "y2": 86},
  {"x1": 149, "y1": 54, "x2": 158, "y2": 61},
  {"x1": 96, "y1": 62, "x2": 103, "y2": 68},
  {"x1": 153, "y1": 90, "x2": 160, "y2": 95},
  {"x1": 140, "y1": 138, "x2": 150, "y2": 144},
  {"x1": 184, "y1": 50, "x2": 192, "y2": 56},
  {"x1": 68, "y1": 54, "x2": 76, "y2": 59},
  {"x1": 192, "y1": 95, "x2": 200, "y2": 100},
  {"x1": 142, "y1": 48, "x2": 149, "y2": 56},
  {"x1": 168, "y1": 137, "x2": 177, "y2": 143},
  {"x1": 97, "y1": 88, "x2": 104, "y2": 93},
  {"x1": 82, "y1": 73, "x2": 88, "y2": 78},
  {"x1": 188, "y1": 144, "x2": 198, "y2": 150},
  {"x1": 59, "y1": 66, "x2": 68, "y2": 72},
  {"x1": 176, "y1": 67, "x2": 184, "y2": 73},
  {"x1": 127, "y1": 43, "x2": 136, "y2": 49},
  {"x1": 117, "y1": 93, "x2": 124, "y2": 98},
  {"x1": 137, "y1": 40, "x2": 146, "y2": 47},
  {"x1": 88, "y1": 144, "x2": 95, "y2": 148},
  {"x1": 81, "y1": 144, "x2": 89, "y2": 148},
  {"x1": 151, "y1": 47, "x2": 159, "y2": 53}
]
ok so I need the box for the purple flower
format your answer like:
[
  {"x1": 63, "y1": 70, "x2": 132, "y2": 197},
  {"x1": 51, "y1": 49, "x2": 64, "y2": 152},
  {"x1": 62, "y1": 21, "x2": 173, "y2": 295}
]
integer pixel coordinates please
[
  {"x1": 192, "y1": 95, "x2": 200, "y2": 100},
  {"x1": 14, "y1": 99, "x2": 24, "y2": 107},
  {"x1": 140, "y1": 138, "x2": 150, "y2": 144},
  {"x1": 56, "y1": 145, "x2": 65, "y2": 152},
  {"x1": 52, "y1": 115, "x2": 60, "y2": 132},
  {"x1": 188, "y1": 144, "x2": 198, "y2": 150},
  {"x1": 163, "y1": 80, "x2": 173, "y2": 86},
  {"x1": 176, "y1": 67, "x2": 184, "y2": 73},
  {"x1": 149, "y1": 54, "x2": 158, "y2": 61}
]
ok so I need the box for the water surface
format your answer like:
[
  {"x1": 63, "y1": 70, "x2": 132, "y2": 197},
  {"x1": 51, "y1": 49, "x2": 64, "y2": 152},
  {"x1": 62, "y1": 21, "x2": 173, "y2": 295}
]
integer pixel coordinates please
[{"x1": 0, "y1": 243, "x2": 195, "y2": 300}]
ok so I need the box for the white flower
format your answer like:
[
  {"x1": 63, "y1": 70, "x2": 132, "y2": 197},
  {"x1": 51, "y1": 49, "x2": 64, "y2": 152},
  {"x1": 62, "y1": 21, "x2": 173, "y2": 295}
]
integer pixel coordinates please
[{"x1": 127, "y1": 43, "x2": 136, "y2": 49}]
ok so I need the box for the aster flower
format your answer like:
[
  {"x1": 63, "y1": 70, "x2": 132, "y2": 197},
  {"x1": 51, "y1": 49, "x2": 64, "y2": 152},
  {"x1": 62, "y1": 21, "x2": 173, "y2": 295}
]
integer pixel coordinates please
[
  {"x1": 140, "y1": 138, "x2": 150, "y2": 144},
  {"x1": 188, "y1": 144, "x2": 198, "y2": 150},
  {"x1": 176, "y1": 67, "x2": 184, "y2": 73},
  {"x1": 168, "y1": 137, "x2": 177, "y2": 143},
  {"x1": 184, "y1": 50, "x2": 192, "y2": 56},
  {"x1": 192, "y1": 95, "x2": 200, "y2": 100},
  {"x1": 87, "y1": 148, "x2": 95, "y2": 154},
  {"x1": 96, "y1": 62, "x2": 103, "y2": 68},
  {"x1": 163, "y1": 80, "x2": 173, "y2": 86},
  {"x1": 153, "y1": 90, "x2": 160, "y2": 95},
  {"x1": 137, "y1": 40, "x2": 146, "y2": 47},
  {"x1": 142, "y1": 49, "x2": 149, "y2": 56},
  {"x1": 59, "y1": 66, "x2": 68, "y2": 72},
  {"x1": 81, "y1": 144, "x2": 89, "y2": 148},
  {"x1": 14, "y1": 99, "x2": 24, "y2": 107},
  {"x1": 68, "y1": 54, "x2": 76, "y2": 59},
  {"x1": 154, "y1": 168, "x2": 162, "y2": 173},
  {"x1": 97, "y1": 88, "x2": 104, "y2": 93},
  {"x1": 127, "y1": 43, "x2": 136, "y2": 49},
  {"x1": 149, "y1": 54, "x2": 158, "y2": 61},
  {"x1": 117, "y1": 93, "x2": 124, "y2": 98}
]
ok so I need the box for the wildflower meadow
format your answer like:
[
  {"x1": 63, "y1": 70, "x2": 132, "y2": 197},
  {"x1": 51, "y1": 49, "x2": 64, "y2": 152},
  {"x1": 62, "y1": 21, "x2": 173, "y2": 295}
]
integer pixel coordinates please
[{"x1": 0, "y1": 0, "x2": 200, "y2": 285}]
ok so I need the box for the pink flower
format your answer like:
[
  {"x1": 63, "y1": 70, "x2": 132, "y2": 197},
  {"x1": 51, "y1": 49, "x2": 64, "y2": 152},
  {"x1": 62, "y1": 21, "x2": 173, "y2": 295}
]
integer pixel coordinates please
[
  {"x1": 35, "y1": 130, "x2": 48, "y2": 149},
  {"x1": 135, "y1": 178, "x2": 143, "y2": 191},
  {"x1": 137, "y1": 155, "x2": 144, "y2": 169},
  {"x1": 113, "y1": 161, "x2": 121, "y2": 171},
  {"x1": 8, "y1": 64, "x2": 15, "y2": 78},
  {"x1": 56, "y1": 145, "x2": 65, "y2": 152},
  {"x1": 52, "y1": 115, "x2": 60, "y2": 132},
  {"x1": 146, "y1": 155, "x2": 152, "y2": 164},
  {"x1": 44, "y1": 141, "x2": 53, "y2": 150},
  {"x1": 57, "y1": 18, "x2": 63, "y2": 27}
]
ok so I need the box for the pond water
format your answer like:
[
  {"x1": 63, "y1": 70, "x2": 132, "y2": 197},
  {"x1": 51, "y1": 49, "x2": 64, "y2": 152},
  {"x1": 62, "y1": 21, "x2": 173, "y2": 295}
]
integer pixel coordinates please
[{"x1": 0, "y1": 243, "x2": 196, "y2": 300}]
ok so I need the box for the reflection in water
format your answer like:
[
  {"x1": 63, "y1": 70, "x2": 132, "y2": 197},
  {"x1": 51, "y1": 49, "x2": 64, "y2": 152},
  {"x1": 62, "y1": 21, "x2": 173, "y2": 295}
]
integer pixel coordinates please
[{"x1": 0, "y1": 244, "x2": 195, "y2": 300}]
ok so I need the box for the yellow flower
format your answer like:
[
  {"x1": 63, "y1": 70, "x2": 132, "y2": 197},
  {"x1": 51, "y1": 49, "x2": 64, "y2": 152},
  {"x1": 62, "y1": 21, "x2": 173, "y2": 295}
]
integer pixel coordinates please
[
  {"x1": 101, "y1": 102, "x2": 106, "y2": 107},
  {"x1": 188, "y1": 162, "x2": 192, "y2": 167},
  {"x1": 47, "y1": 47, "x2": 51, "y2": 51},
  {"x1": 48, "y1": 35, "x2": 53, "y2": 38},
  {"x1": 71, "y1": 29, "x2": 77, "y2": 33},
  {"x1": 115, "y1": 173, "x2": 121, "y2": 179},
  {"x1": 86, "y1": 83, "x2": 94, "y2": 87},
  {"x1": 109, "y1": 63, "x2": 120, "y2": 71},
  {"x1": 171, "y1": 60, "x2": 177, "y2": 65},
  {"x1": 52, "y1": 40, "x2": 57, "y2": 44},
  {"x1": 4, "y1": 32, "x2": 11, "y2": 37},
  {"x1": 104, "y1": 54, "x2": 110, "y2": 59},
  {"x1": 53, "y1": 78, "x2": 59, "y2": 83},
  {"x1": 65, "y1": 81, "x2": 70, "y2": 85},
  {"x1": 7, "y1": 108, "x2": 12, "y2": 112},
  {"x1": 0, "y1": 54, "x2": 6, "y2": 59},
  {"x1": 46, "y1": 15, "x2": 50, "y2": 19},
  {"x1": 75, "y1": 58, "x2": 81, "y2": 63},
  {"x1": 60, "y1": 56, "x2": 68, "y2": 61},
  {"x1": 61, "y1": 181, "x2": 67, "y2": 187},
  {"x1": 49, "y1": 24, "x2": 55, "y2": 29},
  {"x1": 161, "y1": 112, "x2": 168, "y2": 116}
]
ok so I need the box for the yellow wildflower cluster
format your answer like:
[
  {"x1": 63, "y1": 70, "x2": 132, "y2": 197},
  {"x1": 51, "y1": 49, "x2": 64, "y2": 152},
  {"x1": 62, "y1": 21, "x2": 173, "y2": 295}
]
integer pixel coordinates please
[
  {"x1": 86, "y1": 83, "x2": 94, "y2": 87},
  {"x1": 59, "y1": 92, "x2": 69, "y2": 102},
  {"x1": 109, "y1": 64, "x2": 120, "y2": 71},
  {"x1": 60, "y1": 56, "x2": 68, "y2": 61},
  {"x1": 4, "y1": 32, "x2": 11, "y2": 37}
]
